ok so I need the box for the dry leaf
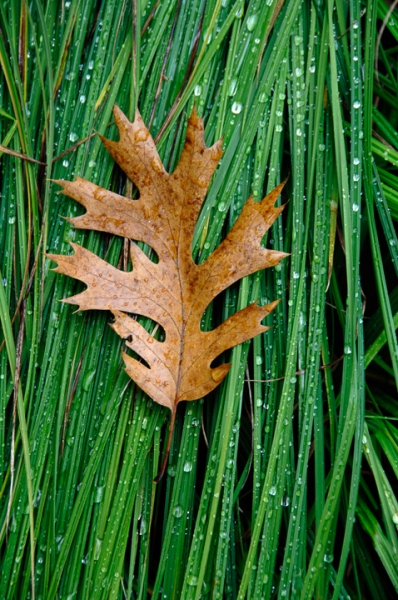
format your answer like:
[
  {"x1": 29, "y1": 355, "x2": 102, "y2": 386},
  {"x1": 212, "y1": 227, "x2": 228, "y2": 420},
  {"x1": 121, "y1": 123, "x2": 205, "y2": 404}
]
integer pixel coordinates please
[{"x1": 48, "y1": 106, "x2": 287, "y2": 479}]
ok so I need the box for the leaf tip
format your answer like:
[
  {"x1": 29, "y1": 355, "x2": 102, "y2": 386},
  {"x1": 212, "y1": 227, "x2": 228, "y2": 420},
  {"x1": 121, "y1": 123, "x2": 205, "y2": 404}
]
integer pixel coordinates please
[
  {"x1": 52, "y1": 178, "x2": 67, "y2": 191},
  {"x1": 211, "y1": 363, "x2": 231, "y2": 383},
  {"x1": 113, "y1": 103, "x2": 127, "y2": 123},
  {"x1": 189, "y1": 102, "x2": 199, "y2": 120}
]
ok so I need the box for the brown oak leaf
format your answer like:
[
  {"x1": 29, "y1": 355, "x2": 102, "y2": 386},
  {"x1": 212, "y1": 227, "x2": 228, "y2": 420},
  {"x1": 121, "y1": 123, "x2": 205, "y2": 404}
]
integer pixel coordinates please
[{"x1": 48, "y1": 106, "x2": 287, "y2": 479}]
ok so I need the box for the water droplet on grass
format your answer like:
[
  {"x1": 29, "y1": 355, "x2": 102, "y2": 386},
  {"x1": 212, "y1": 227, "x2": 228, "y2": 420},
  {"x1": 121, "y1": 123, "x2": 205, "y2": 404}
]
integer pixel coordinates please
[
  {"x1": 94, "y1": 486, "x2": 104, "y2": 503},
  {"x1": 228, "y1": 79, "x2": 237, "y2": 97},
  {"x1": 173, "y1": 505, "x2": 183, "y2": 518},
  {"x1": 323, "y1": 554, "x2": 334, "y2": 563},
  {"x1": 167, "y1": 464, "x2": 176, "y2": 477},
  {"x1": 246, "y1": 14, "x2": 258, "y2": 31},
  {"x1": 83, "y1": 368, "x2": 96, "y2": 391}
]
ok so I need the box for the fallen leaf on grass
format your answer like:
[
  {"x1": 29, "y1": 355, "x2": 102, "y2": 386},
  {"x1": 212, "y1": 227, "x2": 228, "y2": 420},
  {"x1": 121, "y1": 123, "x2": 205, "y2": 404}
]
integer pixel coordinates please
[{"x1": 48, "y1": 106, "x2": 287, "y2": 479}]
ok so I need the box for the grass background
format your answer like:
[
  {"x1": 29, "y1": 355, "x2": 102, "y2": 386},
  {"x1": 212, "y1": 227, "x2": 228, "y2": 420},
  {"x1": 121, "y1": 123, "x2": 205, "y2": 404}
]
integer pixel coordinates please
[{"x1": 1, "y1": 0, "x2": 398, "y2": 598}]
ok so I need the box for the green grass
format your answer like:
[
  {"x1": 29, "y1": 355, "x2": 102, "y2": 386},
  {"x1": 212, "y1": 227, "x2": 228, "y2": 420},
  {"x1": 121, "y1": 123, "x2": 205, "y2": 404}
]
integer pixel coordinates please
[{"x1": 1, "y1": 0, "x2": 398, "y2": 598}]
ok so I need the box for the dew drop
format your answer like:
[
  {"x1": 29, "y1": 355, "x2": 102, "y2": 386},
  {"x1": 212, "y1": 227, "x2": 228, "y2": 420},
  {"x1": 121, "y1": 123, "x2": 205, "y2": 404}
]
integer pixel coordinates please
[
  {"x1": 167, "y1": 464, "x2": 176, "y2": 477},
  {"x1": 186, "y1": 575, "x2": 198, "y2": 587},
  {"x1": 228, "y1": 79, "x2": 237, "y2": 97},
  {"x1": 94, "y1": 485, "x2": 105, "y2": 503},
  {"x1": 259, "y1": 91, "x2": 267, "y2": 103},
  {"x1": 246, "y1": 14, "x2": 258, "y2": 31},
  {"x1": 173, "y1": 505, "x2": 183, "y2": 518},
  {"x1": 231, "y1": 101, "x2": 242, "y2": 114},
  {"x1": 139, "y1": 518, "x2": 148, "y2": 535}
]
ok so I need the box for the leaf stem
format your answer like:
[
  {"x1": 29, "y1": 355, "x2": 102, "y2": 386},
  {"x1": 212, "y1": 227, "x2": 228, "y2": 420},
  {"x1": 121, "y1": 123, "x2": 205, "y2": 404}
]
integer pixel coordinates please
[{"x1": 154, "y1": 405, "x2": 177, "y2": 484}]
